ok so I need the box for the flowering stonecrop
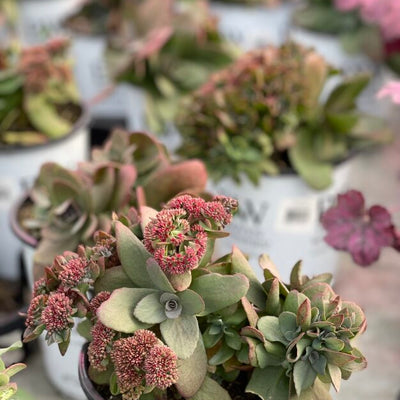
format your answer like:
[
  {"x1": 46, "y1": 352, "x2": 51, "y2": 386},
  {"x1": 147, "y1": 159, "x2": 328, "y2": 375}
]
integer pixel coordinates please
[
  {"x1": 378, "y1": 80, "x2": 400, "y2": 104},
  {"x1": 24, "y1": 195, "x2": 368, "y2": 400},
  {"x1": 23, "y1": 130, "x2": 208, "y2": 268},
  {"x1": 104, "y1": 0, "x2": 237, "y2": 133},
  {"x1": 0, "y1": 37, "x2": 82, "y2": 146},
  {"x1": 144, "y1": 195, "x2": 236, "y2": 275},
  {"x1": 177, "y1": 42, "x2": 390, "y2": 189},
  {"x1": 111, "y1": 330, "x2": 178, "y2": 399},
  {"x1": 321, "y1": 189, "x2": 400, "y2": 266}
]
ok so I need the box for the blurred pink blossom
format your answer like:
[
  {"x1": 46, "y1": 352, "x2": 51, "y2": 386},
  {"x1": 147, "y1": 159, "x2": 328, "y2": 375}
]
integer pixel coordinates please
[
  {"x1": 335, "y1": 0, "x2": 400, "y2": 41},
  {"x1": 377, "y1": 81, "x2": 400, "y2": 104}
]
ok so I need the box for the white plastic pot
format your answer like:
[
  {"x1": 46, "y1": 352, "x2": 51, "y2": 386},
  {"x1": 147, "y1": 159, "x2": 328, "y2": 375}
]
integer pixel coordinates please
[
  {"x1": 208, "y1": 158, "x2": 354, "y2": 282},
  {"x1": 17, "y1": 0, "x2": 82, "y2": 44},
  {"x1": 0, "y1": 108, "x2": 89, "y2": 281},
  {"x1": 11, "y1": 204, "x2": 86, "y2": 400},
  {"x1": 70, "y1": 35, "x2": 145, "y2": 130},
  {"x1": 210, "y1": 1, "x2": 296, "y2": 50}
]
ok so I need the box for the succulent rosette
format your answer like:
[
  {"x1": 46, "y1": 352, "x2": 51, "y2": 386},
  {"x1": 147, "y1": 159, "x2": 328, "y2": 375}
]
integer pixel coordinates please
[
  {"x1": 0, "y1": 37, "x2": 82, "y2": 146},
  {"x1": 21, "y1": 130, "x2": 208, "y2": 267},
  {"x1": 23, "y1": 195, "x2": 367, "y2": 400},
  {"x1": 176, "y1": 42, "x2": 390, "y2": 189}
]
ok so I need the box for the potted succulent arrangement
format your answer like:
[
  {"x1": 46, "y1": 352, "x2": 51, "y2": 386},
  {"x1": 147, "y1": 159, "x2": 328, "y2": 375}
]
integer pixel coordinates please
[
  {"x1": 210, "y1": 0, "x2": 297, "y2": 50},
  {"x1": 175, "y1": 41, "x2": 391, "y2": 281},
  {"x1": 11, "y1": 129, "x2": 207, "y2": 400},
  {"x1": 0, "y1": 37, "x2": 89, "y2": 282},
  {"x1": 103, "y1": 0, "x2": 237, "y2": 141},
  {"x1": 61, "y1": 0, "x2": 161, "y2": 130},
  {"x1": 22, "y1": 193, "x2": 368, "y2": 400}
]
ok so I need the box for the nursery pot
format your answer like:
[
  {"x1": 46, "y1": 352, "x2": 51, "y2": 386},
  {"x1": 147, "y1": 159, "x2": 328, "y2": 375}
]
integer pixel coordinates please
[
  {"x1": 70, "y1": 35, "x2": 145, "y2": 131},
  {"x1": 210, "y1": 1, "x2": 296, "y2": 50},
  {"x1": 0, "y1": 105, "x2": 90, "y2": 281},
  {"x1": 10, "y1": 196, "x2": 86, "y2": 400},
  {"x1": 79, "y1": 343, "x2": 104, "y2": 400},
  {"x1": 208, "y1": 158, "x2": 354, "y2": 283},
  {"x1": 17, "y1": 0, "x2": 82, "y2": 44}
]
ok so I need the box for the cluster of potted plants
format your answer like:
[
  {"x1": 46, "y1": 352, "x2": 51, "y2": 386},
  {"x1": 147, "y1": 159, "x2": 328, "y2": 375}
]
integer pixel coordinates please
[
  {"x1": 0, "y1": 36, "x2": 89, "y2": 284},
  {"x1": 11, "y1": 129, "x2": 207, "y2": 399},
  {"x1": 175, "y1": 41, "x2": 390, "y2": 279},
  {"x1": 22, "y1": 193, "x2": 367, "y2": 400}
]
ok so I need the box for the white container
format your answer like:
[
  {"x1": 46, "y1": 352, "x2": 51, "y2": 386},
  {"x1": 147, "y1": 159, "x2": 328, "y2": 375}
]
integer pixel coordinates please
[
  {"x1": 208, "y1": 159, "x2": 353, "y2": 283},
  {"x1": 289, "y1": 28, "x2": 374, "y2": 74},
  {"x1": 39, "y1": 327, "x2": 86, "y2": 400},
  {"x1": 17, "y1": 0, "x2": 82, "y2": 44},
  {"x1": 0, "y1": 108, "x2": 89, "y2": 281},
  {"x1": 11, "y1": 210, "x2": 86, "y2": 400},
  {"x1": 210, "y1": 1, "x2": 297, "y2": 50},
  {"x1": 70, "y1": 35, "x2": 145, "y2": 130}
]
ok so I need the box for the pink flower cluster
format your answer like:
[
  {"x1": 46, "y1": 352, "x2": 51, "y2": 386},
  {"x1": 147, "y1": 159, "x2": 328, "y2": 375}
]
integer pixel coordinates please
[
  {"x1": 144, "y1": 195, "x2": 236, "y2": 275},
  {"x1": 335, "y1": 0, "x2": 400, "y2": 40},
  {"x1": 24, "y1": 252, "x2": 95, "y2": 344},
  {"x1": 111, "y1": 330, "x2": 178, "y2": 399},
  {"x1": 377, "y1": 81, "x2": 400, "y2": 104}
]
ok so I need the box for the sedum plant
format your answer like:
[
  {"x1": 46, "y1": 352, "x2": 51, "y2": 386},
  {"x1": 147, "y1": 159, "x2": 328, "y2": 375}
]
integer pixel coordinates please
[
  {"x1": 176, "y1": 42, "x2": 391, "y2": 189},
  {"x1": 0, "y1": 37, "x2": 82, "y2": 147},
  {"x1": 23, "y1": 194, "x2": 367, "y2": 400},
  {"x1": 105, "y1": 0, "x2": 237, "y2": 133},
  {"x1": 0, "y1": 342, "x2": 26, "y2": 400},
  {"x1": 21, "y1": 129, "x2": 207, "y2": 267}
]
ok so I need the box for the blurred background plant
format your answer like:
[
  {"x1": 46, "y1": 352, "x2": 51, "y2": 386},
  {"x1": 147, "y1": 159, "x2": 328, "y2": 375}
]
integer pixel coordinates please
[
  {"x1": 0, "y1": 37, "x2": 82, "y2": 147},
  {"x1": 176, "y1": 41, "x2": 391, "y2": 189},
  {"x1": 19, "y1": 130, "x2": 207, "y2": 267},
  {"x1": 293, "y1": 0, "x2": 400, "y2": 74}
]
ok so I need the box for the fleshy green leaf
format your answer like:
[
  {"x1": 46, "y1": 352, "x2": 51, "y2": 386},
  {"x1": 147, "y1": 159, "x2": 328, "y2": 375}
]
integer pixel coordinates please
[
  {"x1": 191, "y1": 273, "x2": 249, "y2": 316},
  {"x1": 188, "y1": 376, "x2": 231, "y2": 400},
  {"x1": 160, "y1": 315, "x2": 199, "y2": 359},
  {"x1": 134, "y1": 292, "x2": 166, "y2": 324},
  {"x1": 98, "y1": 288, "x2": 157, "y2": 332},
  {"x1": 178, "y1": 289, "x2": 205, "y2": 316},
  {"x1": 209, "y1": 343, "x2": 235, "y2": 366},
  {"x1": 257, "y1": 316, "x2": 287, "y2": 345},
  {"x1": 115, "y1": 221, "x2": 154, "y2": 288},
  {"x1": 176, "y1": 337, "x2": 208, "y2": 398},
  {"x1": 231, "y1": 246, "x2": 266, "y2": 309},
  {"x1": 293, "y1": 359, "x2": 317, "y2": 396},
  {"x1": 246, "y1": 366, "x2": 289, "y2": 400},
  {"x1": 146, "y1": 258, "x2": 175, "y2": 292},
  {"x1": 94, "y1": 266, "x2": 136, "y2": 294}
]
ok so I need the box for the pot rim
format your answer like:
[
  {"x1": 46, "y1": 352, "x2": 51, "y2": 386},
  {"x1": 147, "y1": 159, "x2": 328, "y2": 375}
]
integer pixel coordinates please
[
  {"x1": 9, "y1": 193, "x2": 38, "y2": 249},
  {"x1": 0, "y1": 102, "x2": 90, "y2": 154},
  {"x1": 79, "y1": 342, "x2": 105, "y2": 400}
]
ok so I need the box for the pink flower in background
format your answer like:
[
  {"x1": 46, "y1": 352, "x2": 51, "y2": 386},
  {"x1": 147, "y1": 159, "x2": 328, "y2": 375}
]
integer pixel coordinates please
[
  {"x1": 334, "y1": 0, "x2": 400, "y2": 41},
  {"x1": 321, "y1": 190, "x2": 397, "y2": 266},
  {"x1": 377, "y1": 81, "x2": 400, "y2": 104},
  {"x1": 334, "y1": 0, "x2": 363, "y2": 12}
]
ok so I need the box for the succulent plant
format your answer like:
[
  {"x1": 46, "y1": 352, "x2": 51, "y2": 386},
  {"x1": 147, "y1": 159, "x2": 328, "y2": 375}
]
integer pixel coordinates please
[
  {"x1": 0, "y1": 342, "x2": 26, "y2": 400},
  {"x1": 21, "y1": 130, "x2": 208, "y2": 268},
  {"x1": 176, "y1": 42, "x2": 391, "y2": 189},
  {"x1": 321, "y1": 189, "x2": 400, "y2": 266},
  {"x1": 104, "y1": 0, "x2": 237, "y2": 133},
  {"x1": 23, "y1": 194, "x2": 367, "y2": 400},
  {"x1": 0, "y1": 37, "x2": 82, "y2": 147}
]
